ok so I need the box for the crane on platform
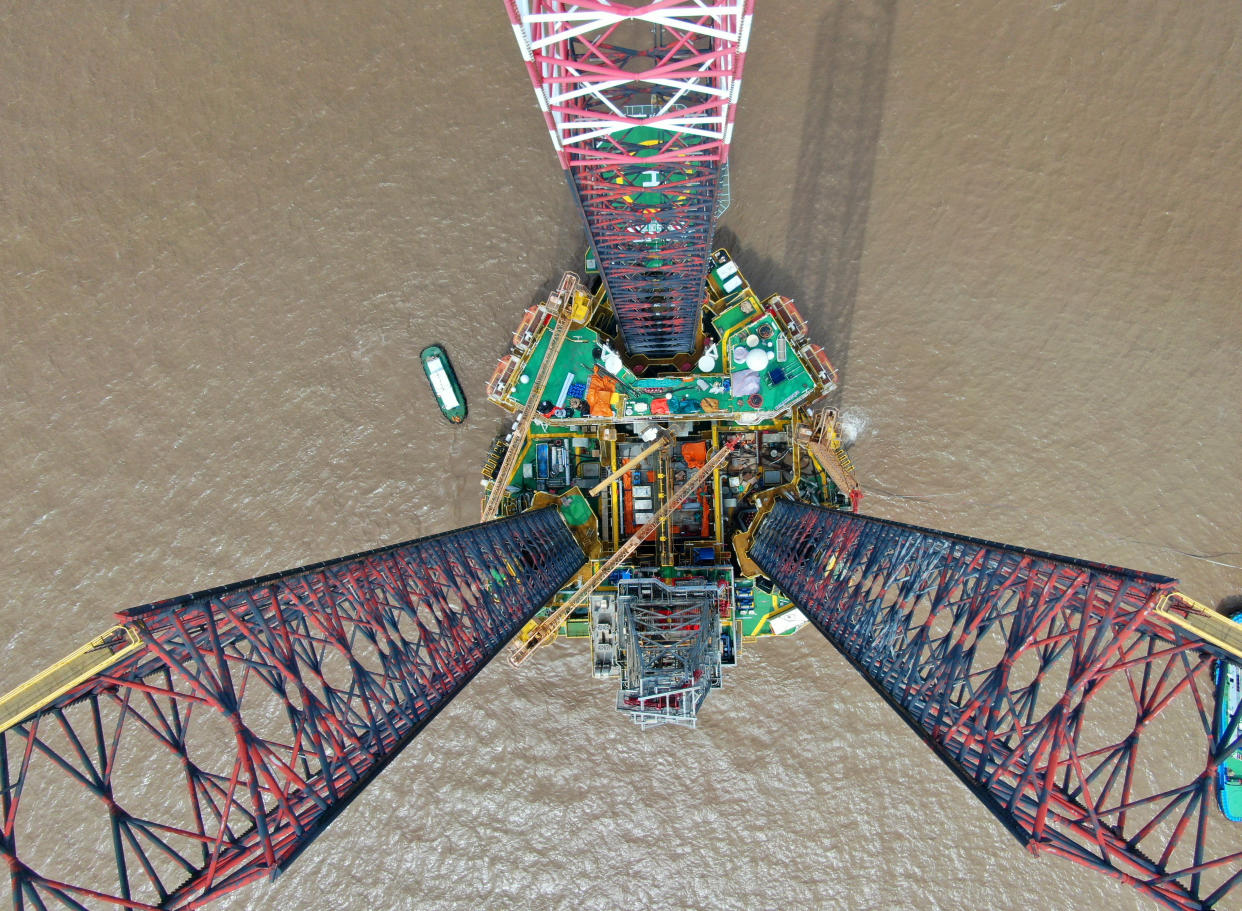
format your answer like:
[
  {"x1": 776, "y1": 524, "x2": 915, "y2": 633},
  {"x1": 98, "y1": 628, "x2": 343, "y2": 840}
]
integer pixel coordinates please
[
  {"x1": 507, "y1": 437, "x2": 739, "y2": 667},
  {"x1": 481, "y1": 272, "x2": 585, "y2": 521},
  {"x1": 1, "y1": 4, "x2": 1239, "y2": 911},
  {"x1": 796, "y1": 408, "x2": 863, "y2": 513}
]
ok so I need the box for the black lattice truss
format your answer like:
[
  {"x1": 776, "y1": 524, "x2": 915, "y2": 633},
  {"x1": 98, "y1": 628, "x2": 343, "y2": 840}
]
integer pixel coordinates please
[
  {"x1": 1, "y1": 509, "x2": 585, "y2": 910},
  {"x1": 750, "y1": 499, "x2": 1242, "y2": 911},
  {"x1": 569, "y1": 162, "x2": 721, "y2": 358},
  {"x1": 554, "y1": 19, "x2": 730, "y2": 357},
  {"x1": 504, "y1": 2, "x2": 751, "y2": 358}
]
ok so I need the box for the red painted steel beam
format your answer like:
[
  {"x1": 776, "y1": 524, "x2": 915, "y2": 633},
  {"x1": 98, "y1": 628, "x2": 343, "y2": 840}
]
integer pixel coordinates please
[
  {"x1": 750, "y1": 500, "x2": 1241, "y2": 911},
  {"x1": 1, "y1": 509, "x2": 584, "y2": 910},
  {"x1": 505, "y1": 1, "x2": 754, "y2": 356}
]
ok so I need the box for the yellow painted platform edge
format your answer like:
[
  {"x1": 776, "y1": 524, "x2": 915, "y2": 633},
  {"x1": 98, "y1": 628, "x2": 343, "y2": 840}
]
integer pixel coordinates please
[
  {"x1": 0, "y1": 625, "x2": 144, "y2": 734},
  {"x1": 1154, "y1": 593, "x2": 1242, "y2": 661}
]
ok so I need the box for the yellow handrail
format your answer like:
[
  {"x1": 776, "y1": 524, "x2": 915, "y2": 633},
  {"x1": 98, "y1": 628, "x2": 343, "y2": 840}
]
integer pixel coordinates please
[
  {"x1": 0, "y1": 625, "x2": 145, "y2": 734},
  {"x1": 797, "y1": 408, "x2": 860, "y2": 500},
  {"x1": 1154, "y1": 593, "x2": 1242, "y2": 661}
]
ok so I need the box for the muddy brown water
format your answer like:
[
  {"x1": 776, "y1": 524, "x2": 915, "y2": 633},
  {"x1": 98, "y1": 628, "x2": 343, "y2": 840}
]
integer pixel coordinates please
[{"x1": 2, "y1": 3, "x2": 1239, "y2": 909}]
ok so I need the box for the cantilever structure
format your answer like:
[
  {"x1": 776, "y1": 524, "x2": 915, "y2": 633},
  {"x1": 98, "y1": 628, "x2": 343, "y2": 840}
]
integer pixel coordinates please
[
  {"x1": 0, "y1": 510, "x2": 584, "y2": 910},
  {"x1": 616, "y1": 573, "x2": 722, "y2": 727},
  {"x1": 751, "y1": 500, "x2": 1242, "y2": 911}
]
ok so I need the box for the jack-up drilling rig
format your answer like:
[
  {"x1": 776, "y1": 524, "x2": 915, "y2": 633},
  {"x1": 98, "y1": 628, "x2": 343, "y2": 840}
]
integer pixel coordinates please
[{"x1": 1, "y1": 4, "x2": 1239, "y2": 910}]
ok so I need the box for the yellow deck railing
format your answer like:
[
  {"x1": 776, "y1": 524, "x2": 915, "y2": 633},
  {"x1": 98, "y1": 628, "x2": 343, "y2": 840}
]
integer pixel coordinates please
[
  {"x1": 0, "y1": 625, "x2": 145, "y2": 734},
  {"x1": 1154, "y1": 594, "x2": 1242, "y2": 661}
]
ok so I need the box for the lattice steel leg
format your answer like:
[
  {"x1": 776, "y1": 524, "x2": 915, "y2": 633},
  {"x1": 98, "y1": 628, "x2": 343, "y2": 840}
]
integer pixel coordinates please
[
  {"x1": 750, "y1": 500, "x2": 1242, "y2": 911},
  {"x1": 1, "y1": 508, "x2": 584, "y2": 910}
]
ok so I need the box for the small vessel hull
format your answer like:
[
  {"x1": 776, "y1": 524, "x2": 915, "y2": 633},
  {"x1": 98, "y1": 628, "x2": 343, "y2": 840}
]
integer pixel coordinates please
[
  {"x1": 1216, "y1": 615, "x2": 1242, "y2": 821},
  {"x1": 421, "y1": 345, "x2": 467, "y2": 424}
]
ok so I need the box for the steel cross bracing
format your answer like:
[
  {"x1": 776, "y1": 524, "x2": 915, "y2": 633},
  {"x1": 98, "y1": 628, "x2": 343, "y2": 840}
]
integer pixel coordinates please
[
  {"x1": 749, "y1": 500, "x2": 1242, "y2": 911},
  {"x1": 616, "y1": 575, "x2": 722, "y2": 728},
  {"x1": 505, "y1": 1, "x2": 754, "y2": 357},
  {"x1": 0, "y1": 509, "x2": 585, "y2": 911}
]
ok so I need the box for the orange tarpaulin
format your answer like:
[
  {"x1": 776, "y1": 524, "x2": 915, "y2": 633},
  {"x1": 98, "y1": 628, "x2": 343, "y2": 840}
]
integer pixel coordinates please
[
  {"x1": 681, "y1": 440, "x2": 708, "y2": 468},
  {"x1": 586, "y1": 372, "x2": 616, "y2": 416}
]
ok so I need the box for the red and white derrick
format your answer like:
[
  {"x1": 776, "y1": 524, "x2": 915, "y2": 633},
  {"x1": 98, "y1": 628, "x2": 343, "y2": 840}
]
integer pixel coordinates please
[{"x1": 504, "y1": 1, "x2": 755, "y2": 357}]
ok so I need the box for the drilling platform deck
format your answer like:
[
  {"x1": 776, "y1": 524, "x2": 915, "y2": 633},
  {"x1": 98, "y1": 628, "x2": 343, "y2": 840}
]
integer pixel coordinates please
[{"x1": 480, "y1": 251, "x2": 857, "y2": 727}]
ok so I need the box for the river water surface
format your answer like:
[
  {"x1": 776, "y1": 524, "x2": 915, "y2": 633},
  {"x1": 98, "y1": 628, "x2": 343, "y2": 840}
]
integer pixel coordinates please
[{"x1": 2, "y1": 3, "x2": 1240, "y2": 909}]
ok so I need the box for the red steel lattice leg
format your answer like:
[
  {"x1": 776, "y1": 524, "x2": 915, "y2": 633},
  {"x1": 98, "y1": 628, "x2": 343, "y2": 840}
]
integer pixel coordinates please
[
  {"x1": 1, "y1": 508, "x2": 585, "y2": 910},
  {"x1": 750, "y1": 500, "x2": 1242, "y2": 911},
  {"x1": 505, "y1": 1, "x2": 754, "y2": 356}
]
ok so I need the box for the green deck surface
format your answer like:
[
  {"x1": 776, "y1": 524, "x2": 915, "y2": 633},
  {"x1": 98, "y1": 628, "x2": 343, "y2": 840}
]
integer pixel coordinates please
[
  {"x1": 737, "y1": 582, "x2": 797, "y2": 638},
  {"x1": 711, "y1": 301, "x2": 754, "y2": 336},
  {"x1": 558, "y1": 490, "x2": 595, "y2": 527},
  {"x1": 507, "y1": 323, "x2": 599, "y2": 411},
  {"x1": 505, "y1": 312, "x2": 816, "y2": 420}
]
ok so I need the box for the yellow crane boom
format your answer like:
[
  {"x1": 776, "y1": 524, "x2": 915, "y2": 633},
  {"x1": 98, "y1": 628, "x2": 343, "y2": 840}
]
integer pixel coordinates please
[
  {"x1": 587, "y1": 431, "x2": 671, "y2": 497},
  {"x1": 507, "y1": 437, "x2": 740, "y2": 667},
  {"x1": 482, "y1": 272, "x2": 583, "y2": 521}
]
